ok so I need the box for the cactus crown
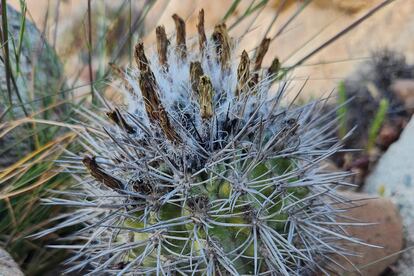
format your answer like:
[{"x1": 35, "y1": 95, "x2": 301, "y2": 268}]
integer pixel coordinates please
[{"x1": 44, "y1": 9, "x2": 364, "y2": 275}]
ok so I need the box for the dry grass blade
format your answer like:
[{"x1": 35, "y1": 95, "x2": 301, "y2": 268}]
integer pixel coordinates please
[
  {"x1": 0, "y1": 132, "x2": 76, "y2": 179},
  {"x1": 0, "y1": 169, "x2": 63, "y2": 200}
]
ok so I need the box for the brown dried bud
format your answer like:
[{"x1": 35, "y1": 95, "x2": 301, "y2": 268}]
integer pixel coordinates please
[
  {"x1": 190, "y1": 61, "x2": 204, "y2": 95},
  {"x1": 254, "y1": 38, "x2": 270, "y2": 71},
  {"x1": 212, "y1": 23, "x2": 231, "y2": 70},
  {"x1": 236, "y1": 50, "x2": 250, "y2": 96},
  {"x1": 198, "y1": 75, "x2": 214, "y2": 119},
  {"x1": 248, "y1": 73, "x2": 259, "y2": 91},
  {"x1": 156, "y1": 25, "x2": 170, "y2": 69},
  {"x1": 139, "y1": 70, "x2": 180, "y2": 142},
  {"x1": 106, "y1": 108, "x2": 135, "y2": 134},
  {"x1": 138, "y1": 70, "x2": 161, "y2": 121},
  {"x1": 267, "y1": 57, "x2": 280, "y2": 78},
  {"x1": 172, "y1": 14, "x2": 187, "y2": 60},
  {"x1": 135, "y1": 45, "x2": 180, "y2": 143},
  {"x1": 134, "y1": 42, "x2": 150, "y2": 72},
  {"x1": 197, "y1": 9, "x2": 207, "y2": 54},
  {"x1": 83, "y1": 156, "x2": 123, "y2": 190}
]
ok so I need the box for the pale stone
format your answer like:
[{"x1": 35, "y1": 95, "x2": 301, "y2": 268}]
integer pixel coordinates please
[
  {"x1": 391, "y1": 79, "x2": 414, "y2": 114},
  {"x1": 330, "y1": 191, "x2": 403, "y2": 275},
  {"x1": 364, "y1": 117, "x2": 414, "y2": 274},
  {"x1": 0, "y1": 247, "x2": 24, "y2": 276},
  {"x1": 0, "y1": 5, "x2": 64, "y2": 168}
]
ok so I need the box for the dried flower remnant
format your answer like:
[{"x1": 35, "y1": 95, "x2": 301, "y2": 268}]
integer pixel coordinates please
[
  {"x1": 212, "y1": 23, "x2": 231, "y2": 70},
  {"x1": 156, "y1": 25, "x2": 169, "y2": 69},
  {"x1": 236, "y1": 50, "x2": 250, "y2": 97},
  {"x1": 197, "y1": 9, "x2": 207, "y2": 54},
  {"x1": 198, "y1": 75, "x2": 214, "y2": 119},
  {"x1": 172, "y1": 13, "x2": 187, "y2": 60}
]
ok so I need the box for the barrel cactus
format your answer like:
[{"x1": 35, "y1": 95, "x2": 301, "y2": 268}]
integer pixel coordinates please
[{"x1": 44, "y1": 10, "x2": 368, "y2": 275}]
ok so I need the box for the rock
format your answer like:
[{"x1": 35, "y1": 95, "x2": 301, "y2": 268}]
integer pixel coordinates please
[
  {"x1": 0, "y1": 4, "x2": 63, "y2": 116},
  {"x1": 0, "y1": 4, "x2": 64, "y2": 168},
  {"x1": 0, "y1": 247, "x2": 24, "y2": 276},
  {"x1": 363, "y1": 116, "x2": 414, "y2": 274},
  {"x1": 330, "y1": 191, "x2": 403, "y2": 275},
  {"x1": 391, "y1": 79, "x2": 414, "y2": 115}
]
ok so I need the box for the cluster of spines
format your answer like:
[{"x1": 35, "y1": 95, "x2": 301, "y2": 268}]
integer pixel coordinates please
[{"x1": 49, "y1": 9, "x2": 365, "y2": 276}]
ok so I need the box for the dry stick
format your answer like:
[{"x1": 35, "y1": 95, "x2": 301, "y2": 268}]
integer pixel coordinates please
[
  {"x1": 156, "y1": 25, "x2": 169, "y2": 69},
  {"x1": 135, "y1": 43, "x2": 180, "y2": 142},
  {"x1": 190, "y1": 61, "x2": 204, "y2": 95},
  {"x1": 254, "y1": 38, "x2": 270, "y2": 71},
  {"x1": 212, "y1": 23, "x2": 231, "y2": 70},
  {"x1": 290, "y1": 0, "x2": 395, "y2": 70},
  {"x1": 236, "y1": 50, "x2": 250, "y2": 97},
  {"x1": 172, "y1": 14, "x2": 187, "y2": 60},
  {"x1": 197, "y1": 9, "x2": 207, "y2": 54}
]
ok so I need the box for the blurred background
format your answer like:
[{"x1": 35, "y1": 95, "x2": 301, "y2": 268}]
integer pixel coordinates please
[{"x1": 7, "y1": 0, "x2": 414, "y2": 98}]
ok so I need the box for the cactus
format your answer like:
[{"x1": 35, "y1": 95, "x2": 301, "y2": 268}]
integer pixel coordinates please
[{"x1": 43, "y1": 10, "x2": 368, "y2": 275}]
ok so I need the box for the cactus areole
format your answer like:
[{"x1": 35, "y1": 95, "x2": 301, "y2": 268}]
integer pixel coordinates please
[{"x1": 45, "y1": 10, "x2": 366, "y2": 275}]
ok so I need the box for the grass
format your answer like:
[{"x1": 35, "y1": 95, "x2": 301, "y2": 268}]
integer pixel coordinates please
[
  {"x1": 337, "y1": 81, "x2": 348, "y2": 139},
  {"x1": 367, "y1": 98, "x2": 389, "y2": 151},
  {"x1": 0, "y1": 0, "x2": 396, "y2": 274}
]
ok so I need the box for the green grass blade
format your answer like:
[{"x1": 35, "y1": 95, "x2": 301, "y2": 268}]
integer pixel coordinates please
[
  {"x1": 367, "y1": 98, "x2": 389, "y2": 151},
  {"x1": 336, "y1": 81, "x2": 348, "y2": 139}
]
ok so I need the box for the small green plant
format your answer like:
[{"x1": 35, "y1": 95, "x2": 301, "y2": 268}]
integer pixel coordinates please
[
  {"x1": 367, "y1": 98, "x2": 389, "y2": 151},
  {"x1": 337, "y1": 81, "x2": 348, "y2": 139}
]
